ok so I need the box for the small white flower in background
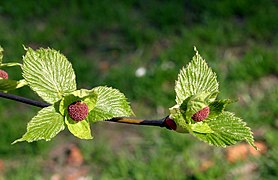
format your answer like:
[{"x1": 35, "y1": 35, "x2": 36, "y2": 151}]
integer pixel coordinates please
[{"x1": 135, "y1": 67, "x2": 146, "y2": 77}]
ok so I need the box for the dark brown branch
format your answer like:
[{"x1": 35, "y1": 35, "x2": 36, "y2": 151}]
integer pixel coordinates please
[
  {"x1": 0, "y1": 92, "x2": 50, "y2": 108},
  {"x1": 0, "y1": 92, "x2": 171, "y2": 129},
  {"x1": 108, "y1": 117, "x2": 168, "y2": 127}
]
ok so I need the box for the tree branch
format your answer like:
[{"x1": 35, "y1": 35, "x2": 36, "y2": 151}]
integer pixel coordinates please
[
  {"x1": 0, "y1": 92, "x2": 50, "y2": 108},
  {"x1": 0, "y1": 92, "x2": 171, "y2": 129}
]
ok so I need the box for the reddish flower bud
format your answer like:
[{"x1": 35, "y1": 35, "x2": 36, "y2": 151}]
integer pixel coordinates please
[
  {"x1": 165, "y1": 117, "x2": 177, "y2": 130},
  {"x1": 0, "y1": 70, "x2": 8, "y2": 79},
  {"x1": 68, "y1": 101, "x2": 89, "y2": 121},
  {"x1": 191, "y1": 106, "x2": 210, "y2": 122}
]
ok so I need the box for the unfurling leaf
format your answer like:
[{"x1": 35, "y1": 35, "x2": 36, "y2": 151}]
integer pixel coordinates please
[
  {"x1": 0, "y1": 79, "x2": 27, "y2": 91},
  {"x1": 22, "y1": 47, "x2": 76, "y2": 104},
  {"x1": 190, "y1": 122, "x2": 214, "y2": 133},
  {"x1": 0, "y1": 62, "x2": 22, "y2": 67},
  {"x1": 170, "y1": 47, "x2": 257, "y2": 149},
  {"x1": 192, "y1": 112, "x2": 257, "y2": 149},
  {"x1": 181, "y1": 92, "x2": 212, "y2": 119},
  {"x1": 0, "y1": 46, "x2": 3, "y2": 64},
  {"x1": 0, "y1": 46, "x2": 26, "y2": 91},
  {"x1": 175, "y1": 47, "x2": 218, "y2": 105},
  {"x1": 65, "y1": 115, "x2": 93, "y2": 139},
  {"x1": 7, "y1": 46, "x2": 135, "y2": 143},
  {"x1": 13, "y1": 106, "x2": 65, "y2": 143},
  {"x1": 208, "y1": 99, "x2": 234, "y2": 118},
  {"x1": 89, "y1": 86, "x2": 134, "y2": 122}
]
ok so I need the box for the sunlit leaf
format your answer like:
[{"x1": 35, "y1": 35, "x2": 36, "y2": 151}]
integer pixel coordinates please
[
  {"x1": 175, "y1": 47, "x2": 218, "y2": 105},
  {"x1": 65, "y1": 115, "x2": 93, "y2": 139},
  {"x1": 0, "y1": 62, "x2": 22, "y2": 67},
  {"x1": 191, "y1": 112, "x2": 257, "y2": 149},
  {"x1": 181, "y1": 92, "x2": 212, "y2": 119},
  {"x1": 0, "y1": 46, "x2": 3, "y2": 64},
  {"x1": 0, "y1": 79, "x2": 27, "y2": 91},
  {"x1": 89, "y1": 86, "x2": 134, "y2": 122},
  {"x1": 13, "y1": 106, "x2": 65, "y2": 143},
  {"x1": 208, "y1": 99, "x2": 233, "y2": 118},
  {"x1": 190, "y1": 122, "x2": 214, "y2": 133},
  {"x1": 22, "y1": 47, "x2": 76, "y2": 104}
]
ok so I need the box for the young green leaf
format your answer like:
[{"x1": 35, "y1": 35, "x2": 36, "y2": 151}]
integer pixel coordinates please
[
  {"x1": 56, "y1": 89, "x2": 97, "y2": 139},
  {"x1": 0, "y1": 79, "x2": 28, "y2": 91},
  {"x1": 0, "y1": 62, "x2": 22, "y2": 67},
  {"x1": 72, "y1": 89, "x2": 97, "y2": 110},
  {"x1": 59, "y1": 94, "x2": 80, "y2": 116},
  {"x1": 208, "y1": 99, "x2": 233, "y2": 118},
  {"x1": 0, "y1": 46, "x2": 26, "y2": 91},
  {"x1": 65, "y1": 115, "x2": 93, "y2": 139},
  {"x1": 170, "y1": 48, "x2": 256, "y2": 149},
  {"x1": 89, "y1": 86, "x2": 134, "y2": 122},
  {"x1": 175, "y1": 47, "x2": 218, "y2": 105},
  {"x1": 191, "y1": 112, "x2": 257, "y2": 149},
  {"x1": 0, "y1": 46, "x2": 3, "y2": 64},
  {"x1": 13, "y1": 106, "x2": 65, "y2": 143},
  {"x1": 182, "y1": 92, "x2": 212, "y2": 119},
  {"x1": 22, "y1": 47, "x2": 76, "y2": 104},
  {"x1": 190, "y1": 122, "x2": 214, "y2": 134}
]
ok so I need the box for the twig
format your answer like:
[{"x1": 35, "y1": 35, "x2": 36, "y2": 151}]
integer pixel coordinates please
[
  {"x1": 108, "y1": 117, "x2": 168, "y2": 127},
  {"x1": 0, "y1": 92, "x2": 50, "y2": 108},
  {"x1": 0, "y1": 92, "x2": 171, "y2": 129}
]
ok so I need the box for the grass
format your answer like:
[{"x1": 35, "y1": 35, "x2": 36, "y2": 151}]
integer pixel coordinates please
[{"x1": 0, "y1": 0, "x2": 278, "y2": 179}]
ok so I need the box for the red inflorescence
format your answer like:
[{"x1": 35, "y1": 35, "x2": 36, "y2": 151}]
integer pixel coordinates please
[
  {"x1": 0, "y1": 70, "x2": 8, "y2": 79},
  {"x1": 68, "y1": 101, "x2": 89, "y2": 122},
  {"x1": 191, "y1": 106, "x2": 210, "y2": 122}
]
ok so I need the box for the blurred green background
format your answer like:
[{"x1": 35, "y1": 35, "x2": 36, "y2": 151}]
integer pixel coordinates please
[{"x1": 0, "y1": 0, "x2": 278, "y2": 179}]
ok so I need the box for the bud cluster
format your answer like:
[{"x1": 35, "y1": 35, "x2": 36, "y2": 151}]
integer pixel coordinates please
[
  {"x1": 68, "y1": 101, "x2": 89, "y2": 121},
  {"x1": 0, "y1": 69, "x2": 8, "y2": 79},
  {"x1": 191, "y1": 106, "x2": 210, "y2": 122}
]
